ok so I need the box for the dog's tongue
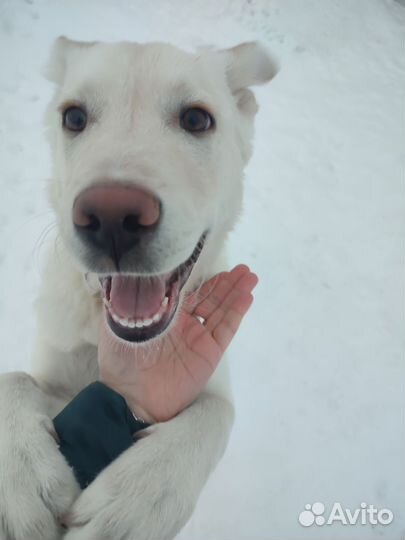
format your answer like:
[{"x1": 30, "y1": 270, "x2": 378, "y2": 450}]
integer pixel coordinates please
[{"x1": 110, "y1": 275, "x2": 165, "y2": 319}]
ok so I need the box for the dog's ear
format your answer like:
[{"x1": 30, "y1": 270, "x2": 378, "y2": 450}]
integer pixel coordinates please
[
  {"x1": 44, "y1": 36, "x2": 97, "y2": 84},
  {"x1": 220, "y1": 42, "x2": 278, "y2": 114}
]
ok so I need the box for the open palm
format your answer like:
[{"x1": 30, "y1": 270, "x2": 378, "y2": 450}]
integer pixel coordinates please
[{"x1": 98, "y1": 265, "x2": 258, "y2": 423}]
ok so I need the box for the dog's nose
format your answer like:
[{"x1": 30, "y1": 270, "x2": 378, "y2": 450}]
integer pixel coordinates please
[{"x1": 72, "y1": 184, "x2": 161, "y2": 267}]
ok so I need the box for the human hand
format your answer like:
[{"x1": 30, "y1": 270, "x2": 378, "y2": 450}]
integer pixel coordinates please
[{"x1": 98, "y1": 265, "x2": 258, "y2": 423}]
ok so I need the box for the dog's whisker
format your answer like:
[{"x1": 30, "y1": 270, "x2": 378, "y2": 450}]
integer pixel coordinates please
[
  {"x1": 32, "y1": 221, "x2": 56, "y2": 255},
  {"x1": 31, "y1": 221, "x2": 57, "y2": 275}
]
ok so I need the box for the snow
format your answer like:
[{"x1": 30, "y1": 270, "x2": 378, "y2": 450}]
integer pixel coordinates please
[{"x1": 0, "y1": 1, "x2": 404, "y2": 539}]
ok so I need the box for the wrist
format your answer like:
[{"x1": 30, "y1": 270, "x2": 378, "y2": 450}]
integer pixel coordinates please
[
  {"x1": 98, "y1": 378, "x2": 156, "y2": 424},
  {"x1": 124, "y1": 397, "x2": 156, "y2": 425}
]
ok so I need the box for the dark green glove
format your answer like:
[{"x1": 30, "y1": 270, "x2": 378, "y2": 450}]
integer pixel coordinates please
[{"x1": 53, "y1": 381, "x2": 150, "y2": 489}]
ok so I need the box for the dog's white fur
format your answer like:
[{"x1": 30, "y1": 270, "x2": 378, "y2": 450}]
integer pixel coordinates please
[{"x1": 0, "y1": 39, "x2": 276, "y2": 540}]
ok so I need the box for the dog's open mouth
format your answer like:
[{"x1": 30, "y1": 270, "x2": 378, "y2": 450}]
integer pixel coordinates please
[{"x1": 100, "y1": 234, "x2": 206, "y2": 343}]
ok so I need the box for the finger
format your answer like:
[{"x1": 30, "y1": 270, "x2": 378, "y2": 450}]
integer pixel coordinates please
[
  {"x1": 180, "y1": 266, "x2": 257, "y2": 358},
  {"x1": 182, "y1": 264, "x2": 250, "y2": 333},
  {"x1": 182, "y1": 275, "x2": 256, "y2": 360},
  {"x1": 189, "y1": 265, "x2": 253, "y2": 320},
  {"x1": 182, "y1": 320, "x2": 222, "y2": 370},
  {"x1": 185, "y1": 264, "x2": 250, "y2": 315},
  {"x1": 212, "y1": 292, "x2": 254, "y2": 351},
  {"x1": 203, "y1": 271, "x2": 258, "y2": 334}
]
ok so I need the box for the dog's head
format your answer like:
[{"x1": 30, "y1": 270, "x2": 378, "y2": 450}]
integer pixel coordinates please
[{"x1": 45, "y1": 38, "x2": 276, "y2": 344}]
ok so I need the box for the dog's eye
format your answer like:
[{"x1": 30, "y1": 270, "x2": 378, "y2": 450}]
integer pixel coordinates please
[
  {"x1": 180, "y1": 107, "x2": 214, "y2": 133},
  {"x1": 63, "y1": 106, "x2": 87, "y2": 132}
]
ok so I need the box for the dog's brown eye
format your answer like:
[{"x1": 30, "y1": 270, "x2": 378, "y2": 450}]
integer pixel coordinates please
[
  {"x1": 63, "y1": 106, "x2": 87, "y2": 132},
  {"x1": 180, "y1": 107, "x2": 214, "y2": 133}
]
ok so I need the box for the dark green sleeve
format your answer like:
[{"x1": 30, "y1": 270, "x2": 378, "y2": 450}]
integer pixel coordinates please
[{"x1": 53, "y1": 381, "x2": 150, "y2": 489}]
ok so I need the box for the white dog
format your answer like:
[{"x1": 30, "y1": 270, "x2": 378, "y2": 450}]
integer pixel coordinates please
[{"x1": 0, "y1": 38, "x2": 276, "y2": 540}]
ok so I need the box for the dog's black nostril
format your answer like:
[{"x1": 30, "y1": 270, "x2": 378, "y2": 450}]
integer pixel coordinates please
[
  {"x1": 85, "y1": 214, "x2": 101, "y2": 232},
  {"x1": 122, "y1": 214, "x2": 141, "y2": 233}
]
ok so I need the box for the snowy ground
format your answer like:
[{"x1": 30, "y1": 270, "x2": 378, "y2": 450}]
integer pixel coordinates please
[{"x1": 0, "y1": 1, "x2": 404, "y2": 539}]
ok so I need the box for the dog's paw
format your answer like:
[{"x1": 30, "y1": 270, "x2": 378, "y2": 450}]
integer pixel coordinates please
[
  {"x1": 0, "y1": 372, "x2": 80, "y2": 540},
  {"x1": 64, "y1": 424, "x2": 198, "y2": 540}
]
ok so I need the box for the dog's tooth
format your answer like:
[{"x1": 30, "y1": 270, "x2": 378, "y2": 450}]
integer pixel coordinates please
[{"x1": 110, "y1": 305, "x2": 165, "y2": 330}]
